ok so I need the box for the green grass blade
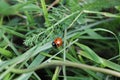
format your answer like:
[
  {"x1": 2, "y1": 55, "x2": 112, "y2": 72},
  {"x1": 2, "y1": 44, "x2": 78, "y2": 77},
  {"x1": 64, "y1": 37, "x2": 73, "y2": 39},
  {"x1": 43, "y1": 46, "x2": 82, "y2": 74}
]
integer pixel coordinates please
[
  {"x1": 16, "y1": 54, "x2": 44, "y2": 80},
  {"x1": 0, "y1": 48, "x2": 13, "y2": 57},
  {"x1": 76, "y1": 43, "x2": 120, "y2": 72}
]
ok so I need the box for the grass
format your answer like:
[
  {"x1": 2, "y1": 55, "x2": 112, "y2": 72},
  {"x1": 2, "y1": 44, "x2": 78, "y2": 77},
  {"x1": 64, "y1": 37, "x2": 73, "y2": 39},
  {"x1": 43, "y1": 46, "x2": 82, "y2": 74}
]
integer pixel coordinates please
[{"x1": 0, "y1": 0, "x2": 120, "y2": 80}]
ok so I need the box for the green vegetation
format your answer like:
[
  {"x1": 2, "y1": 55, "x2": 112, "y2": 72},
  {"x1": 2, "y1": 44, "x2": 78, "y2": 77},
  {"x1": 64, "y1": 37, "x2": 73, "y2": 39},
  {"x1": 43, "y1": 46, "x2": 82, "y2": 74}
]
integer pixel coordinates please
[{"x1": 0, "y1": 0, "x2": 120, "y2": 80}]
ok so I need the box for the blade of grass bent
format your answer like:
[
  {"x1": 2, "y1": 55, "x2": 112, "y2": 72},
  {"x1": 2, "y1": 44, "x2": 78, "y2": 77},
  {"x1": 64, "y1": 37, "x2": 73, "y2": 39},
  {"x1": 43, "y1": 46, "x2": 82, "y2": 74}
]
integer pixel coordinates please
[{"x1": 76, "y1": 43, "x2": 120, "y2": 72}]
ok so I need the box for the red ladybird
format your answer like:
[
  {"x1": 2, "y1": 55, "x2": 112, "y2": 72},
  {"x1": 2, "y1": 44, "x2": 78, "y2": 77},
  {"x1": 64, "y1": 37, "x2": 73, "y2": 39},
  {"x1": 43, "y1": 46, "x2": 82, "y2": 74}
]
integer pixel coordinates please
[{"x1": 52, "y1": 37, "x2": 63, "y2": 47}]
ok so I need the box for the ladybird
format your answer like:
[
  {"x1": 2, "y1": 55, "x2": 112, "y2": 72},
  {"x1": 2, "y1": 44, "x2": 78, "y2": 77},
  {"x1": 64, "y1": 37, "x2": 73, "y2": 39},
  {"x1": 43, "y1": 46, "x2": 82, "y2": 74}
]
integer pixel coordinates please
[{"x1": 52, "y1": 37, "x2": 63, "y2": 47}]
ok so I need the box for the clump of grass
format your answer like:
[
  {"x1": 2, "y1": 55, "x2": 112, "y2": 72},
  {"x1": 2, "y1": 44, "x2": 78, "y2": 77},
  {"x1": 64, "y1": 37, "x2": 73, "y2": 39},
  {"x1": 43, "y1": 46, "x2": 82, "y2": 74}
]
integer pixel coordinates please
[{"x1": 0, "y1": 0, "x2": 120, "y2": 80}]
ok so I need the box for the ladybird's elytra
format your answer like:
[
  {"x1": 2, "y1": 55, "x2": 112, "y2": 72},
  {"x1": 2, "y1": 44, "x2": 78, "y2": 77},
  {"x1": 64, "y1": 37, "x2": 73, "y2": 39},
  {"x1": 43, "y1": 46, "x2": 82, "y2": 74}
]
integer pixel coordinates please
[{"x1": 52, "y1": 37, "x2": 63, "y2": 47}]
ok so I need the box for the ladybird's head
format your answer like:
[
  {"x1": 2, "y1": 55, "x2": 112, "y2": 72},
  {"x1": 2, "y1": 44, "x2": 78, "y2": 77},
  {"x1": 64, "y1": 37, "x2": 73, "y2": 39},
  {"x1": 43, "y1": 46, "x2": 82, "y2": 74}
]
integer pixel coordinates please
[{"x1": 52, "y1": 42, "x2": 57, "y2": 48}]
